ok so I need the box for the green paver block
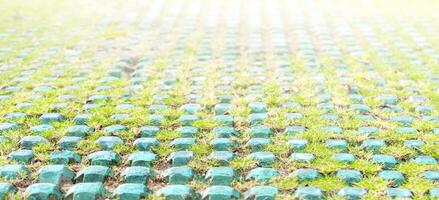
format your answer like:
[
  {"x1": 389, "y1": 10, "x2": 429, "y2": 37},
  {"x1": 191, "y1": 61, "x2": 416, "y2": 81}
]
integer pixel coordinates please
[
  {"x1": 382, "y1": 105, "x2": 403, "y2": 112},
  {"x1": 336, "y1": 169, "x2": 362, "y2": 185},
  {"x1": 348, "y1": 94, "x2": 364, "y2": 103},
  {"x1": 209, "y1": 151, "x2": 235, "y2": 165},
  {"x1": 249, "y1": 102, "x2": 267, "y2": 113},
  {"x1": 246, "y1": 138, "x2": 271, "y2": 152},
  {"x1": 218, "y1": 95, "x2": 233, "y2": 104},
  {"x1": 0, "y1": 122, "x2": 20, "y2": 133},
  {"x1": 128, "y1": 151, "x2": 157, "y2": 166},
  {"x1": 420, "y1": 171, "x2": 439, "y2": 181},
  {"x1": 378, "y1": 170, "x2": 405, "y2": 186},
  {"x1": 430, "y1": 188, "x2": 439, "y2": 198},
  {"x1": 371, "y1": 154, "x2": 398, "y2": 169},
  {"x1": 187, "y1": 93, "x2": 203, "y2": 101},
  {"x1": 59, "y1": 136, "x2": 82, "y2": 150},
  {"x1": 320, "y1": 113, "x2": 339, "y2": 121},
  {"x1": 50, "y1": 150, "x2": 81, "y2": 164},
  {"x1": 413, "y1": 155, "x2": 437, "y2": 165},
  {"x1": 8, "y1": 149, "x2": 33, "y2": 164},
  {"x1": 282, "y1": 101, "x2": 301, "y2": 109},
  {"x1": 294, "y1": 186, "x2": 324, "y2": 200},
  {"x1": 177, "y1": 126, "x2": 199, "y2": 137},
  {"x1": 67, "y1": 125, "x2": 93, "y2": 137},
  {"x1": 415, "y1": 105, "x2": 433, "y2": 114},
  {"x1": 201, "y1": 186, "x2": 240, "y2": 200},
  {"x1": 65, "y1": 182, "x2": 106, "y2": 200},
  {"x1": 323, "y1": 126, "x2": 343, "y2": 134},
  {"x1": 111, "y1": 113, "x2": 131, "y2": 121},
  {"x1": 211, "y1": 138, "x2": 235, "y2": 151},
  {"x1": 122, "y1": 166, "x2": 156, "y2": 184},
  {"x1": 350, "y1": 104, "x2": 371, "y2": 113},
  {"x1": 161, "y1": 77, "x2": 177, "y2": 84},
  {"x1": 325, "y1": 139, "x2": 348, "y2": 152},
  {"x1": 294, "y1": 169, "x2": 321, "y2": 182},
  {"x1": 284, "y1": 126, "x2": 306, "y2": 135},
  {"x1": 139, "y1": 126, "x2": 160, "y2": 137},
  {"x1": 244, "y1": 186, "x2": 278, "y2": 200},
  {"x1": 246, "y1": 167, "x2": 279, "y2": 181},
  {"x1": 332, "y1": 153, "x2": 355, "y2": 163},
  {"x1": 362, "y1": 139, "x2": 386, "y2": 153},
  {"x1": 39, "y1": 165, "x2": 75, "y2": 185},
  {"x1": 387, "y1": 188, "x2": 412, "y2": 199},
  {"x1": 317, "y1": 102, "x2": 335, "y2": 111},
  {"x1": 33, "y1": 85, "x2": 53, "y2": 92},
  {"x1": 247, "y1": 113, "x2": 267, "y2": 126},
  {"x1": 181, "y1": 103, "x2": 201, "y2": 114},
  {"x1": 212, "y1": 127, "x2": 237, "y2": 138},
  {"x1": 171, "y1": 138, "x2": 195, "y2": 150},
  {"x1": 169, "y1": 151, "x2": 194, "y2": 167},
  {"x1": 87, "y1": 150, "x2": 121, "y2": 166},
  {"x1": 75, "y1": 165, "x2": 114, "y2": 183},
  {"x1": 134, "y1": 138, "x2": 159, "y2": 151},
  {"x1": 20, "y1": 135, "x2": 49, "y2": 149},
  {"x1": 157, "y1": 185, "x2": 199, "y2": 200},
  {"x1": 103, "y1": 124, "x2": 128, "y2": 134},
  {"x1": 317, "y1": 94, "x2": 332, "y2": 103},
  {"x1": 0, "y1": 183, "x2": 17, "y2": 199},
  {"x1": 96, "y1": 136, "x2": 123, "y2": 150},
  {"x1": 0, "y1": 95, "x2": 11, "y2": 102},
  {"x1": 285, "y1": 113, "x2": 303, "y2": 120},
  {"x1": 25, "y1": 183, "x2": 62, "y2": 200},
  {"x1": 291, "y1": 153, "x2": 315, "y2": 163},
  {"x1": 99, "y1": 76, "x2": 119, "y2": 82},
  {"x1": 215, "y1": 104, "x2": 231, "y2": 115},
  {"x1": 404, "y1": 140, "x2": 424, "y2": 149},
  {"x1": 337, "y1": 187, "x2": 367, "y2": 200},
  {"x1": 215, "y1": 115, "x2": 234, "y2": 127},
  {"x1": 5, "y1": 112, "x2": 26, "y2": 120},
  {"x1": 396, "y1": 127, "x2": 418, "y2": 134},
  {"x1": 358, "y1": 126, "x2": 378, "y2": 135},
  {"x1": 376, "y1": 95, "x2": 398, "y2": 105},
  {"x1": 178, "y1": 115, "x2": 199, "y2": 126},
  {"x1": 248, "y1": 152, "x2": 276, "y2": 167},
  {"x1": 114, "y1": 183, "x2": 148, "y2": 200},
  {"x1": 117, "y1": 103, "x2": 135, "y2": 109},
  {"x1": 354, "y1": 115, "x2": 374, "y2": 121},
  {"x1": 206, "y1": 167, "x2": 236, "y2": 186},
  {"x1": 286, "y1": 139, "x2": 308, "y2": 152},
  {"x1": 87, "y1": 94, "x2": 109, "y2": 102},
  {"x1": 163, "y1": 166, "x2": 193, "y2": 184},
  {"x1": 40, "y1": 113, "x2": 64, "y2": 124},
  {"x1": 391, "y1": 116, "x2": 414, "y2": 126},
  {"x1": 149, "y1": 104, "x2": 168, "y2": 112},
  {"x1": 108, "y1": 68, "x2": 122, "y2": 77},
  {"x1": 249, "y1": 125, "x2": 272, "y2": 138},
  {"x1": 29, "y1": 124, "x2": 53, "y2": 133},
  {"x1": 74, "y1": 114, "x2": 92, "y2": 125}
]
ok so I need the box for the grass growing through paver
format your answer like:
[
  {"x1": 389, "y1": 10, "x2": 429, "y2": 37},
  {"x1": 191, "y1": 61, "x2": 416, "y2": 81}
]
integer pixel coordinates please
[{"x1": 0, "y1": 0, "x2": 438, "y2": 199}]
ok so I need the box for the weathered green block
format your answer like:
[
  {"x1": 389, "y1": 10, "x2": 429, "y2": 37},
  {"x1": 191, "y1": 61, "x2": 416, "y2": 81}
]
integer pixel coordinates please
[
  {"x1": 122, "y1": 166, "x2": 156, "y2": 184},
  {"x1": 25, "y1": 183, "x2": 62, "y2": 200},
  {"x1": 38, "y1": 165, "x2": 75, "y2": 185},
  {"x1": 114, "y1": 183, "x2": 148, "y2": 200},
  {"x1": 65, "y1": 183, "x2": 106, "y2": 200}
]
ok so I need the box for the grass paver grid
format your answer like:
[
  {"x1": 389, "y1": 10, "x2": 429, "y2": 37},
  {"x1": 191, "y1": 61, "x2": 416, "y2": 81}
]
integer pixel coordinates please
[{"x1": 0, "y1": 0, "x2": 438, "y2": 199}]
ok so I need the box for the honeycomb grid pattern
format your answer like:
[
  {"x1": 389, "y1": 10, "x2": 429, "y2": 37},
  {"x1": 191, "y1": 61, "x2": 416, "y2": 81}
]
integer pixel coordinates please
[{"x1": 0, "y1": 0, "x2": 438, "y2": 199}]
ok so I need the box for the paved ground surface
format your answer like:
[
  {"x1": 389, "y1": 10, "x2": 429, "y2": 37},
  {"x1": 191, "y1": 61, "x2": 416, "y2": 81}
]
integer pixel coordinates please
[{"x1": 0, "y1": 0, "x2": 438, "y2": 199}]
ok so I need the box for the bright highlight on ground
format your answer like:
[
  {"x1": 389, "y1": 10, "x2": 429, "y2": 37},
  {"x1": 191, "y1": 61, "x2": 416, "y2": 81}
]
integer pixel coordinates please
[{"x1": 0, "y1": 0, "x2": 438, "y2": 199}]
